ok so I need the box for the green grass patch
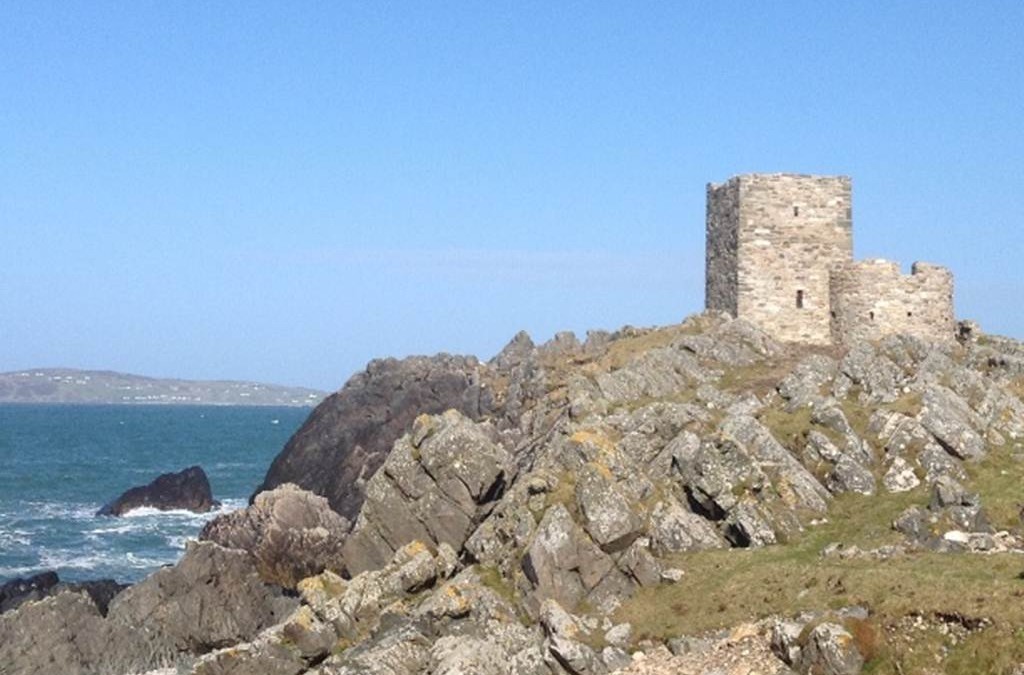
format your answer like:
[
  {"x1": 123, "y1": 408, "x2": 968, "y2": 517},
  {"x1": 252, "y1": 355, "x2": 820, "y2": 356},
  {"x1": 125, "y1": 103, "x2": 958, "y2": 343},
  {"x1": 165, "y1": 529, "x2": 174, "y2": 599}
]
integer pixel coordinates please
[
  {"x1": 614, "y1": 486, "x2": 1024, "y2": 674},
  {"x1": 965, "y1": 443, "x2": 1024, "y2": 531}
]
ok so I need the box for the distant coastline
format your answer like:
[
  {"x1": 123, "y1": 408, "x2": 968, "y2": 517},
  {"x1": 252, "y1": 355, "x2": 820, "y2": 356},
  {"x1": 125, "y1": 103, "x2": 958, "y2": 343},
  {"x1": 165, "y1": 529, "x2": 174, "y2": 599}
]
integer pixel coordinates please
[{"x1": 0, "y1": 368, "x2": 326, "y2": 407}]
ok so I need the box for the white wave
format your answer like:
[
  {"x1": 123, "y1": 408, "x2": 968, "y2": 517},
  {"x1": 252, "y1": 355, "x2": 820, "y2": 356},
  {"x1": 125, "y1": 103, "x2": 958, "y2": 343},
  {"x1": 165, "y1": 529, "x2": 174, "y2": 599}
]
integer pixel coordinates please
[
  {"x1": 25, "y1": 502, "x2": 100, "y2": 521},
  {"x1": 165, "y1": 535, "x2": 191, "y2": 549},
  {"x1": 0, "y1": 530, "x2": 32, "y2": 547},
  {"x1": 87, "y1": 523, "x2": 142, "y2": 535},
  {"x1": 119, "y1": 497, "x2": 246, "y2": 521},
  {"x1": 0, "y1": 564, "x2": 37, "y2": 578}
]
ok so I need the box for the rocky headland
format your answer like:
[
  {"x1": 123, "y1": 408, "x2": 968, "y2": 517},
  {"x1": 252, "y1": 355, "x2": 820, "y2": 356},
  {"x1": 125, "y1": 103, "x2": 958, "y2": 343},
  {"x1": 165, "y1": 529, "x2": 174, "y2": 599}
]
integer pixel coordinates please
[{"x1": 5, "y1": 312, "x2": 1024, "y2": 674}]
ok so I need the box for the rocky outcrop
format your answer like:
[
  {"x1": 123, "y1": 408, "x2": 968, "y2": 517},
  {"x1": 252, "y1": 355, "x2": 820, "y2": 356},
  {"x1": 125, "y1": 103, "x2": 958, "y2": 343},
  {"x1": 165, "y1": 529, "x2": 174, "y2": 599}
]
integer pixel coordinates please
[
  {"x1": 0, "y1": 571, "x2": 126, "y2": 615},
  {"x1": 254, "y1": 355, "x2": 493, "y2": 520},
  {"x1": 0, "y1": 541, "x2": 296, "y2": 675},
  {"x1": 97, "y1": 465, "x2": 218, "y2": 516},
  {"x1": 12, "y1": 312, "x2": 1024, "y2": 674},
  {"x1": 200, "y1": 483, "x2": 350, "y2": 588},
  {"x1": 342, "y1": 410, "x2": 512, "y2": 575}
]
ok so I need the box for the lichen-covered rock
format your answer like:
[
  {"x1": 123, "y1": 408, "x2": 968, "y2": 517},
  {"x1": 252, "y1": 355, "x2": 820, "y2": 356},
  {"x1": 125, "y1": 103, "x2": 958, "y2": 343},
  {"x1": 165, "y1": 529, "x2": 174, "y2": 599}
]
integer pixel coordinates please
[
  {"x1": 574, "y1": 463, "x2": 644, "y2": 553},
  {"x1": 882, "y1": 456, "x2": 920, "y2": 493},
  {"x1": 200, "y1": 483, "x2": 350, "y2": 588},
  {"x1": 190, "y1": 605, "x2": 337, "y2": 675},
  {"x1": 647, "y1": 499, "x2": 725, "y2": 555},
  {"x1": 918, "y1": 385, "x2": 987, "y2": 461},
  {"x1": 299, "y1": 541, "x2": 451, "y2": 643},
  {"x1": 796, "y1": 622, "x2": 864, "y2": 675},
  {"x1": 521, "y1": 504, "x2": 621, "y2": 612},
  {"x1": 342, "y1": 411, "x2": 511, "y2": 575}
]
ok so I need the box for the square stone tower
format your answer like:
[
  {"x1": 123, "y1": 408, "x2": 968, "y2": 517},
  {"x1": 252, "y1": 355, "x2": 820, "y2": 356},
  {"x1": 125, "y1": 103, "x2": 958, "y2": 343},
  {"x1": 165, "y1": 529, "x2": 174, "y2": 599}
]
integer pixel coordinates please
[{"x1": 706, "y1": 173, "x2": 853, "y2": 344}]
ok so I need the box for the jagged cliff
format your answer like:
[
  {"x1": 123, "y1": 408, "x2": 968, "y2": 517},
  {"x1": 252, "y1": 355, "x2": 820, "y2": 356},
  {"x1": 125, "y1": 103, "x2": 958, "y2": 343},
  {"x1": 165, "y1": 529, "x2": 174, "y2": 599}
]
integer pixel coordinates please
[{"x1": 5, "y1": 312, "x2": 1024, "y2": 675}]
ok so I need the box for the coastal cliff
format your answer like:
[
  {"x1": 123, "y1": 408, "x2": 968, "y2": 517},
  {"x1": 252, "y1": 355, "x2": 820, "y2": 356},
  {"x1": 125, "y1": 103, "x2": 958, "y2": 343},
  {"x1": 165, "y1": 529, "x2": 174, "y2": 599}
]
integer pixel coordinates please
[{"x1": 5, "y1": 312, "x2": 1024, "y2": 674}]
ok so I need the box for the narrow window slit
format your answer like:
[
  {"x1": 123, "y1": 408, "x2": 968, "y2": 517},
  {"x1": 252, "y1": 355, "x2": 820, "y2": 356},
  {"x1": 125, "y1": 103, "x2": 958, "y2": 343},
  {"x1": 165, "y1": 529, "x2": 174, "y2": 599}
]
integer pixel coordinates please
[{"x1": 796, "y1": 290, "x2": 804, "y2": 309}]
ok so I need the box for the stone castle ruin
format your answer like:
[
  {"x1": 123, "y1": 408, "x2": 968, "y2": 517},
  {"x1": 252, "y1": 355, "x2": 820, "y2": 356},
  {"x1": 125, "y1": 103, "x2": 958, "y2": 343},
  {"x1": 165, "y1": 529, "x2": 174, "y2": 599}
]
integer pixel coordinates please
[{"x1": 705, "y1": 173, "x2": 955, "y2": 345}]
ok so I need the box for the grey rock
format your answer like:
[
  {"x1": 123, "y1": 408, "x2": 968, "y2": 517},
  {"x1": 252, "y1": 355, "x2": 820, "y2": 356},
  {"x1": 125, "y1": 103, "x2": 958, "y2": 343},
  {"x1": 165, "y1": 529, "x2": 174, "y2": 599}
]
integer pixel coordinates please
[
  {"x1": 882, "y1": 457, "x2": 920, "y2": 493},
  {"x1": 827, "y1": 455, "x2": 876, "y2": 496},
  {"x1": 343, "y1": 410, "x2": 511, "y2": 574},
  {"x1": 839, "y1": 344, "x2": 905, "y2": 403},
  {"x1": 108, "y1": 541, "x2": 297, "y2": 662},
  {"x1": 720, "y1": 415, "x2": 831, "y2": 514},
  {"x1": 726, "y1": 501, "x2": 778, "y2": 547},
  {"x1": 893, "y1": 506, "x2": 931, "y2": 543},
  {"x1": 574, "y1": 463, "x2": 644, "y2": 553},
  {"x1": 617, "y1": 538, "x2": 662, "y2": 587},
  {"x1": 200, "y1": 483, "x2": 350, "y2": 588},
  {"x1": 0, "y1": 591, "x2": 118, "y2": 675},
  {"x1": 190, "y1": 605, "x2": 337, "y2": 675},
  {"x1": 596, "y1": 347, "x2": 707, "y2": 404},
  {"x1": 521, "y1": 505, "x2": 617, "y2": 611},
  {"x1": 314, "y1": 624, "x2": 431, "y2": 675},
  {"x1": 778, "y1": 355, "x2": 838, "y2": 409},
  {"x1": 770, "y1": 619, "x2": 804, "y2": 665},
  {"x1": 795, "y1": 622, "x2": 864, "y2": 675},
  {"x1": 256, "y1": 354, "x2": 492, "y2": 520},
  {"x1": 667, "y1": 635, "x2": 715, "y2": 657},
  {"x1": 648, "y1": 499, "x2": 725, "y2": 555},
  {"x1": 918, "y1": 385, "x2": 986, "y2": 461}
]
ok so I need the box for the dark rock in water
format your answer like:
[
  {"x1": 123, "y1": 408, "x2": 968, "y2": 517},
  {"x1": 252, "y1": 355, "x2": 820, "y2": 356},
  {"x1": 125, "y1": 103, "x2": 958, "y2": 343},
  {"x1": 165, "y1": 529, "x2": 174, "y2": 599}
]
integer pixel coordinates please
[
  {"x1": 0, "y1": 571, "x2": 127, "y2": 616},
  {"x1": 254, "y1": 354, "x2": 492, "y2": 520},
  {"x1": 0, "y1": 571, "x2": 58, "y2": 613},
  {"x1": 200, "y1": 483, "x2": 350, "y2": 588},
  {"x1": 97, "y1": 465, "x2": 218, "y2": 516}
]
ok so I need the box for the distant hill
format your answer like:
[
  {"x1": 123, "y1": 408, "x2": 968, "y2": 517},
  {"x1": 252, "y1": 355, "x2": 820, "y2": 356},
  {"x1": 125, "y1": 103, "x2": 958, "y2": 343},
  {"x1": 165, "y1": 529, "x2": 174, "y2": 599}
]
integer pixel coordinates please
[{"x1": 0, "y1": 368, "x2": 327, "y2": 406}]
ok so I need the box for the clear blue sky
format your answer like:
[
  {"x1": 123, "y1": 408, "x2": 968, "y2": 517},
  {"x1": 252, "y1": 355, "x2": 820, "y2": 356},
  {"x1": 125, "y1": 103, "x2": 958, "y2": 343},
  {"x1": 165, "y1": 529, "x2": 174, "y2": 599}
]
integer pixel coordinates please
[{"x1": 2, "y1": 3, "x2": 1022, "y2": 390}]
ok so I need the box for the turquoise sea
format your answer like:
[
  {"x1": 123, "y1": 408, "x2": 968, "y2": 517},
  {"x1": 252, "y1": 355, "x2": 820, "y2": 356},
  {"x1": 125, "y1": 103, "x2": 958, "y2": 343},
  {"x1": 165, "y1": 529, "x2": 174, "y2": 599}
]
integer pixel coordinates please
[{"x1": 0, "y1": 404, "x2": 309, "y2": 584}]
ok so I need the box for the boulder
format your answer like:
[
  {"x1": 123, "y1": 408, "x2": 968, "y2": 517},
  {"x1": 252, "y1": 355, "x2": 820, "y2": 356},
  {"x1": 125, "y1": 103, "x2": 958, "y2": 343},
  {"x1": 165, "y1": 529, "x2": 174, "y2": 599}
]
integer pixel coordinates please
[
  {"x1": 574, "y1": 463, "x2": 644, "y2": 553},
  {"x1": 107, "y1": 541, "x2": 297, "y2": 662},
  {"x1": 342, "y1": 410, "x2": 511, "y2": 575},
  {"x1": 796, "y1": 622, "x2": 864, "y2": 675},
  {"x1": 0, "y1": 590, "x2": 120, "y2": 675},
  {"x1": 190, "y1": 605, "x2": 337, "y2": 675},
  {"x1": 200, "y1": 483, "x2": 350, "y2": 588},
  {"x1": 521, "y1": 505, "x2": 619, "y2": 611},
  {"x1": 255, "y1": 354, "x2": 492, "y2": 520},
  {"x1": 98, "y1": 465, "x2": 218, "y2": 516}
]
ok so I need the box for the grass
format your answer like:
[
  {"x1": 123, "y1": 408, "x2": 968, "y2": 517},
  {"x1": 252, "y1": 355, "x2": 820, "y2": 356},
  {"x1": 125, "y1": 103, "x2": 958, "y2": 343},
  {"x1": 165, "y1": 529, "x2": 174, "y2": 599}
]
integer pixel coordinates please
[
  {"x1": 965, "y1": 443, "x2": 1024, "y2": 531},
  {"x1": 614, "y1": 484, "x2": 1024, "y2": 675}
]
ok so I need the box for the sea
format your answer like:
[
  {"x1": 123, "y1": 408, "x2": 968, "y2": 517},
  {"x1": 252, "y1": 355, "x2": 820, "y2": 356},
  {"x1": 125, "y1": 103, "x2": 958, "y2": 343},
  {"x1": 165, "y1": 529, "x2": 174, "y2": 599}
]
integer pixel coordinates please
[{"x1": 0, "y1": 404, "x2": 310, "y2": 585}]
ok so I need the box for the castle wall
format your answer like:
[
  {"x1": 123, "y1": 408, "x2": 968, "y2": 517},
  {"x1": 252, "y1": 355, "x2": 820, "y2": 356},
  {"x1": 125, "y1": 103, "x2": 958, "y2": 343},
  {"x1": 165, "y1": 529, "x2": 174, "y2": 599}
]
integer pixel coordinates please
[
  {"x1": 706, "y1": 174, "x2": 853, "y2": 344},
  {"x1": 829, "y1": 259, "x2": 956, "y2": 344},
  {"x1": 705, "y1": 179, "x2": 740, "y2": 315}
]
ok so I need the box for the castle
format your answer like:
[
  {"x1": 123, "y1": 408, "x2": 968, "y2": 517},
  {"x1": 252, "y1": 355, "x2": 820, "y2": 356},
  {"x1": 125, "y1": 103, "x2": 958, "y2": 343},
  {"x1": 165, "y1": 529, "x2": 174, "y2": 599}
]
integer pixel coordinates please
[{"x1": 705, "y1": 173, "x2": 955, "y2": 345}]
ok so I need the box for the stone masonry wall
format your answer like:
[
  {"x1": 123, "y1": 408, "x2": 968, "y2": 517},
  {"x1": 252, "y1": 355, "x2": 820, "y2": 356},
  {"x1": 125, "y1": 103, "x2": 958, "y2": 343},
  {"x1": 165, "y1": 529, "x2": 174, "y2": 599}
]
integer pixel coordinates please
[
  {"x1": 705, "y1": 179, "x2": 740, "y2": 315},
  {"x1": 715, "y1": 174, "x2": 853, "y2": 344},
  {"x1": 829, "y1": 259, "x2": 956, "y2": 345}
]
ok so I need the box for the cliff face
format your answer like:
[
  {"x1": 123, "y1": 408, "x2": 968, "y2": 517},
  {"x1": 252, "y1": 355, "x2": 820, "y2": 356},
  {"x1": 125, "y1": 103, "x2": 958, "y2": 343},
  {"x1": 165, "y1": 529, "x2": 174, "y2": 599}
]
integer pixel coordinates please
[
  {"x1": 254, "y1": 354, "x2": 493, "y2": 520},
  {"x1": 8, "y1": 313, "x2": 1024, "y2": 675}
]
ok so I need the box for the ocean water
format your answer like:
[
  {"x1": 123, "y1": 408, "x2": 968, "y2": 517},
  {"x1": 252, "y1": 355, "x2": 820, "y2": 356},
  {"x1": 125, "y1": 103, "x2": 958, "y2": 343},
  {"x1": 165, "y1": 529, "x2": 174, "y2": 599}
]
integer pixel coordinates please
[{"x1": 0, "y1": 404, "x2": 310, "y2": 584}]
